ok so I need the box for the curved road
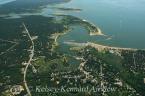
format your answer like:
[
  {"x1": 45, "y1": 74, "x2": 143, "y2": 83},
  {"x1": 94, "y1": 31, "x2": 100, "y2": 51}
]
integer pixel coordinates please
[{"x1": 23, "y1": 23, "x2": 34, "y2": 96}]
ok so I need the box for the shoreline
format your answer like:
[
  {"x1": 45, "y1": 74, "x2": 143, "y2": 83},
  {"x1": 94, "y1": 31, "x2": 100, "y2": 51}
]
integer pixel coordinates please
[
  {"x1": 87, "y1": 42, "x2": 138, "y2": 51},
  {"x1": 63, "y1": 41, "x2": 140, "y2": 51},
  {"x1": 89, "y1": 27, "x2": 105, "y2": 36},
  {"x1": 52, "y1": 7, "x2": 82, "y2": 12},
  {"x1": 52, "y1": 14, "x2": 106, "y2": 36},
  {"x1": 50, "y1": 27, "x2": 72, "y2": 50}
]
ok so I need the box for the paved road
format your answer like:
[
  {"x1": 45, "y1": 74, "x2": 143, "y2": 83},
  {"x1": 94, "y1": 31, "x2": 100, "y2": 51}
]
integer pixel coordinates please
[{"x1": 23, "y1": 23, "x2": 34, "y2": 96}]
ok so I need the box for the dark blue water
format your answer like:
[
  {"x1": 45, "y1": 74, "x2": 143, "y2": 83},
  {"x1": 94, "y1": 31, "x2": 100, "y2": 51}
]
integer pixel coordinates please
[
  {"x1": 1, "y1": 0, "x2": 145, "y2": 48},
  {"x1": 55, "y1": 0, "x2": 145, "y2": 49}
]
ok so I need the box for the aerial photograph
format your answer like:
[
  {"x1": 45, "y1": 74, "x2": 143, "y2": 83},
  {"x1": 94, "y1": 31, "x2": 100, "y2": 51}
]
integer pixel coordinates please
[{"x1": 0, "y1": 0, "x2": 145, "y2": 96}]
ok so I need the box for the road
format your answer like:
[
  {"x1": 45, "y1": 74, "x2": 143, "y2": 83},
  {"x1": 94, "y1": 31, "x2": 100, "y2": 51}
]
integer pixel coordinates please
[
  {"x1": 22, "y1": 23, "x2": 34, "y2": 96},
  {"x1": 0, "y1": 43, "x2": 18, "y2": 56},
  {"x1": 0, "y1": 39, "x2": 18, "y2": 56}
]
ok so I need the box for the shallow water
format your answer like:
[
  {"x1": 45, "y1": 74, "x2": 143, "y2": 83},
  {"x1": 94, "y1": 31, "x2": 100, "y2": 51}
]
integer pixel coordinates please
[
  {"x1": 1, "y1": 0, "x2": 145, "y2": 49},
  {"x1": 55, "y1": 0, "x2": 145, "y2": 49}
]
